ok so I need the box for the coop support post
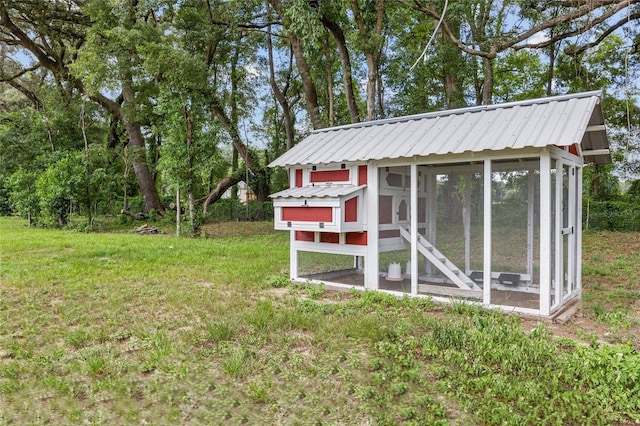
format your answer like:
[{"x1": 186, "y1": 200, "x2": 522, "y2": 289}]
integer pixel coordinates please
[
  {"x1": 366, "y1": 162, "x2": 379, "y2": 290},
  {"x1": 539, "y1": 152, "x2": 551, "y2": 316},
  {"x1": 425, "y1": 172, "x2": 437, "y2": 276},
  {"x1": 568, "y1": 165, "x2": 577, "y2": 296},
  {"x1": 483, "y1": 159, "x2": 492, "y2": 305},
  {"x1": 527, "y1": 171, "x2": 534, "y2": 281},
  {"x1": 555, "y1": 160, "x2": 563, "y2": 307},
  {"x1": 576, "y1": 166, "x2": 583, "y2": 293},
  {"x1": 410, "y1": 163, "x2": 418, "y2": 295},
  {"x1": 464, "y1": 173, "x2": 472, "y2": 275}
]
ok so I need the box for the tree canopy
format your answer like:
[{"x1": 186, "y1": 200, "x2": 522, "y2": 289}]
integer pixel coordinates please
[{"x1": 1, "y1": 0, "x2": 639, "y2": 230}]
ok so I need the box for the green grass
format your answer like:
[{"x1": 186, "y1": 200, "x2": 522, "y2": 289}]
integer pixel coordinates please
[{"x1": 1, "y1": 217, "x2": 639, "y2": 425}]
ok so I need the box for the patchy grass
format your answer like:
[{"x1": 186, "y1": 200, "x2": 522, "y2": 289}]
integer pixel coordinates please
[{"x1": 0, "y1": 217, "x2": 639, "y2": 424}]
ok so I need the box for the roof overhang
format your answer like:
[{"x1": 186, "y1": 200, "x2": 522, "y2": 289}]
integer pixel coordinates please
[
  {"x1": 270, "y1": 184, "x2": 366, "y2": 200},
  {"x1": 269, "y1": 91, "x2": 611, "y2": 168}
]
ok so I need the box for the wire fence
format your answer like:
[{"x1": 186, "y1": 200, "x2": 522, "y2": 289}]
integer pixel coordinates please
[{"x1": 584, "y1": 200, "x2": 640, "y2": 232}]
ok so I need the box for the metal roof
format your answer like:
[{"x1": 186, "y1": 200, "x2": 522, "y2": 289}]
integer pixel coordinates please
[
  {"x1": 270, "y1": 184, "x2": 365, "y2": 199},
  {"x1": 269, "y1": 91, "x2": 611, "y2": 167}
]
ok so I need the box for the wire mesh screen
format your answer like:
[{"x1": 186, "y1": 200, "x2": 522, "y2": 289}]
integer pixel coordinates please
[
  {"x1": 417, "y1": 166, "x2": 483, "y2": 300},
  {"x1": 378, "y1": 166, "x2": 411, "y2": 293},
  {"x1": 297, "y1": 251, "x2": 364, "y2": 286},
  {"x1": 491, "y1": 162, "x2": 540, "y2": 310}
]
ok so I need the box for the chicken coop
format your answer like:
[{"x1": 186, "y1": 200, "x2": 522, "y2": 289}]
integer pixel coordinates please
[{"x1": 269, "y1": 91, "x2": 611, "y2": 318}]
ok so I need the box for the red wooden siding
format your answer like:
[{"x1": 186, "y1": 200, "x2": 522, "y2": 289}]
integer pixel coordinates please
[
  {"x1": 569, "y1": 144, "x2": 578, "y2": 156},
  {"x1": 295, "y1": 231, "x2": 315, "y2": 242},
  {"x1": 346, "y1": 232, "x2": 367, "y2": 245},
  {"x1": 358, "y1": 165, "x2": 367, "y2": 185},
  {"x1": 295, "y1": 169, "x2": 303, "y2": 187},
  {"x1": 310, "y1": 169, "x2": 349, "y2": 183},
  {"x1": 344, "y1": 196, "x2": 358, "y2": 222},
  {"x1": 379, "y1": 195, "x2": 393, "y2": 224},
  {"x1": 282, "y1": 207, "x2": 332, "y2": 222},
  {"x1": 320, "y1": 233, "x2": 340, "y2": 243}
]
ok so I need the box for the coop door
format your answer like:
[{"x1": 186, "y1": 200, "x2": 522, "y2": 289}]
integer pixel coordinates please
[{"x1": 554, "y1": 162, "x2": 578, "y2": 307}]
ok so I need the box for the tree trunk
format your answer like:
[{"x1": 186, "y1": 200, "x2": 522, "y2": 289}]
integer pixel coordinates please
[
  {"x1": 121, "y1": 78, "x2": 164, "y2": 213},
  {"x1": 203, "y1": 174, "x2": 243, "y2": 214},
  {"x1": 188, "y1": 191, "x2": 196, "y2": 234},
  {"x1": 350, "y1": 0, "x2": 385, "y2": 121},
  {"x1": 124, "y1": 121, "x2": 164, "y2": 213},
  {"x1": 365, "y1": 53, "x2": 377, "y2": 120},
  {"x1": 481, "y1": 57, "x2": 494, "y2": 105},
  {"x1": 546, "y1": 39, "x2": 556, "y2": 96},
  {"x1": 267, "y1": 18, "x2": 296, "y2": 149},
  {"x1": 324, "y1": 44, "x2": 335, "y2": 127},
  {"x1": 176, "y1": 188, "x2": 181, "y2": 236},
  {"x1": 377, "y1": 71, "x2": 385, "y2": 118},
  {"x1": 290, "y1": 33, "x2": 322, "y2": 129},
  {"x1": 268, "y1": 0, "x2": 322, "y2": 129},
  {"x1": 321, "y1": 15, "x2": 360, "y2": 123}
]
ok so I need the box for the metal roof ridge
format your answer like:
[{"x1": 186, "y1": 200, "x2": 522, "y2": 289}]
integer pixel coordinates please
[{"x1": 310, "y1": 91, "x2": 603, "y2": 134}]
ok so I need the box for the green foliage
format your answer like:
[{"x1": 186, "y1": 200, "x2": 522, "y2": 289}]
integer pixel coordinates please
[
  {"x1": 265, "y1": 273, "x2": 290, "y2": 288},
  {"x1": 585, "y1": 200, "x2": 640, "y2": 231},
  {"x1": 35, "y1": 152, "x2": 86, "y2": 226},
  {"x1": 7, "y1": 169, "x2": 40, "y2": 222}
]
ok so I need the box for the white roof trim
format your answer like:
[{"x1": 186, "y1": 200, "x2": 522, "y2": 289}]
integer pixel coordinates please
[{"x1": 270, "y1": 184, "x2": 365, "y2": 199}]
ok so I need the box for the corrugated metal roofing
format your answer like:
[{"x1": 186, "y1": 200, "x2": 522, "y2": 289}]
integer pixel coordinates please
[
  {"x1": 269, "y1": 91, "x2": 611, "y2": 167},
  {"x1": 270, "y1": 184, "x2": 364, "y2": 199}
]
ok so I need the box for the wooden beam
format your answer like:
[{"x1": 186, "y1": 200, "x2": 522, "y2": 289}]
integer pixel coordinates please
[
  {"x1": 586, "y1": 125, "x2": 606, "y2": 132},
  {"x1": 582, "y1": 149, "x2": 610, "y2": 156},
  {"x1": 418, "y1": 284, "x2": 482, "y2": 299}
]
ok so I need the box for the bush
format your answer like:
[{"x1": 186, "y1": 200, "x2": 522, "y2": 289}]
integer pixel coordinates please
[{"x1": 36, "y1": 153, "x2": 85, "y2": 227}]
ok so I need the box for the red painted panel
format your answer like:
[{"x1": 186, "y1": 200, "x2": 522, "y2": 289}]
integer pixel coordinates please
[
  {"x1": 295, "y1": 169, "x2": 303, "y2": 187},
  {"x1": 344, "y1": 196, "x2": 358, "y2": 222},
  {"x1": 346, "y1": 232, "x2": 367, "y2": 245},
  {"x1": 569, "y1": 144, "x2": 578, "y2": 156},
  {"x1": 379, "y1": 195, "x2": 393, "y2": 224},
  {"x1": 379, "y1": 229, "x2": 400, "y2": 239},
  {"x1": 320, "y1": 233, "x2": 340, "y2": 244},
  {"x1": 295, "y1": 231, "x2": 315, "y2": 242},
  {"x1": 310, "y1": 169, "x2": 350, "y2": 183},
  {"x1": 358, "y1": 165, "x2": 368, "y2": 185},
  {"x1": 282, "y1": 207, "x2": 332, "y2": 222}
]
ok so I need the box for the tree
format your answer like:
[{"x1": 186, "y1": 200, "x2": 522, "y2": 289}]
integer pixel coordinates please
[
  {"x1": 401, "y1": 0, "x2": 640, "y2": 104},
  {"x1": 1, "y1": 0, "x2": 165, "y2": 213},
  {"x1": 7, "y1": 168, "x2": 40, "y2": 225}
]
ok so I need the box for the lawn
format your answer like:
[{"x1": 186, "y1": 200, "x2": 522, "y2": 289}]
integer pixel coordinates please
[{"x1": 0, "y1": 217, "x2": 638, "y2": 425}]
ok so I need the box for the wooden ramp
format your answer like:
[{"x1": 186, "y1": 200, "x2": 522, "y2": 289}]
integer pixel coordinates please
[{"x1": 399, "y1": 226, "x2": 481, "y2": 291}]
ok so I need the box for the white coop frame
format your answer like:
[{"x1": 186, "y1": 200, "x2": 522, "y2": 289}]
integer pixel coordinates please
[{"x1": 269, "y1": 92, "x2": 610, "y2": 318}]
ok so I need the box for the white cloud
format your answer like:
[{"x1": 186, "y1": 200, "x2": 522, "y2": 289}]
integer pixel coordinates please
[{"x1": 527, "y1": 30, "x2": 550, "y2": 45}]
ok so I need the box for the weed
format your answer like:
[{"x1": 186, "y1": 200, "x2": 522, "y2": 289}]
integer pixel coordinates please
[
  {"x1": 204, "y1": 321, "x2": 236, "y2": 343},
  {"x1": 247, "y1": 380, "x2": 270, "y2": 403},
  {"x1": 222, "y1": 349, "x2": 247, "y2": 378},
  {"x1": 264, "y1": 273, "x2": 290, "y2": 288},
  {"x1": 66, "y1": 328, "x2": 91, "y2": 349},
  {"x1": 245, "y1": 300, "x2": 275, "y2": 332}
]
